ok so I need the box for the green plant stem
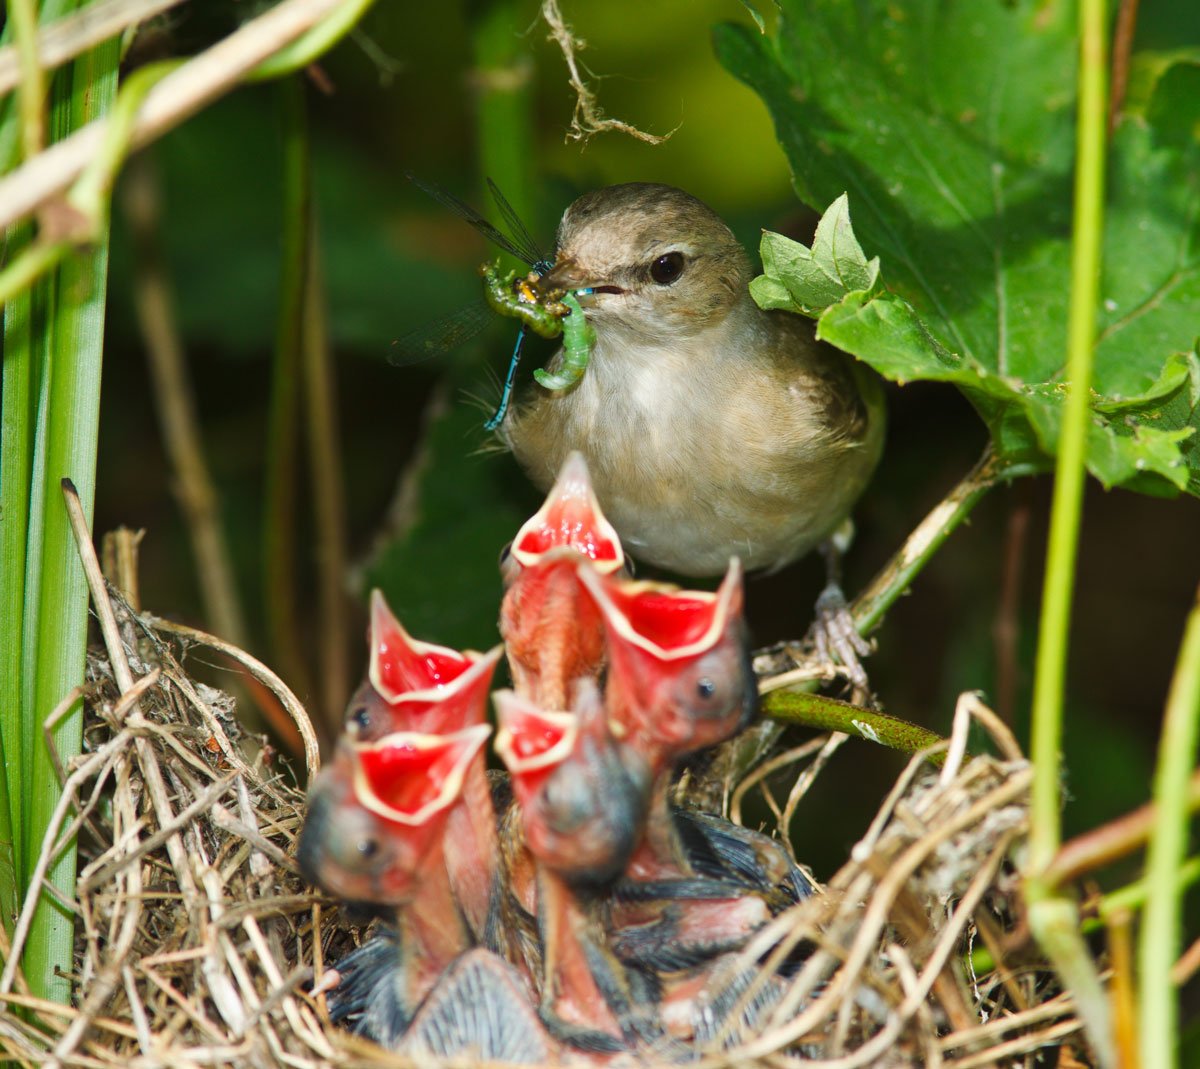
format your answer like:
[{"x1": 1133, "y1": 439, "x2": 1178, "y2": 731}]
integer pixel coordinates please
[
  {"x1": 246, "y1": 0, "x2": 379, "y2": 81},
  {"x1": 1112, "y1": 854, "x2": 1200, "y2": 926},
  {"x1": 23, "y1": 30, "x2": 120, "y2": 1008},
  {"x1": 850, "y1": 448, "x2": 1020, "y2": 637},
  {"x1": 263, "y1": 77, "x2": 314, "y2": 703},
  {"x1": 301, "y1": 232, "x2": 349, "y2": 731},
  {"x1": 0, "y1": 0, "x2": 74, "y2": 174},
  {"x1": 971, "y1": 854, "x2": 1200, "y2": 976},
  {"x1": 0, "y1": 221, "x2": 36, "y2": 929},
  {"x1": 763, "y1": 689, "x2": 945, "y2": 762},
  {"x1": 1139, "y1": 582, "x2": 1200, "y2": 1069},
  {"x1": 1024, "y1": 1, "x2": 1111, "y2": 1065},
  {"x1": 1029, "y1": 0, "x2": 1107, "y2": 881},
  {"x1": 0, "y1": 239, "x2": 70, "y2": 313},
  {"x1": 68, "y1": 60, "x2": 181, "y2": 221},
  {"x1": 470, "y1": 0, "x2": 538, "y2": 249},
  {"x1": 0, "y1": 61, "x2": 178, "y2": 311},
  {"x1": 8, "y1": 0, "x2": 46, "y2": 160}
]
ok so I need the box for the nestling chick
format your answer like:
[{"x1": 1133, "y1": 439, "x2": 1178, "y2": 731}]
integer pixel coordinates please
[{"x1": 501, "y1": 183, "x2": 885, "y2": 579}]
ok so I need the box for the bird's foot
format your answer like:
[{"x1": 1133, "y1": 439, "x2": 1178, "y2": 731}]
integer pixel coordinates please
[{"x1": 808, "y1": 582, "x2": 873, "y2": 700}]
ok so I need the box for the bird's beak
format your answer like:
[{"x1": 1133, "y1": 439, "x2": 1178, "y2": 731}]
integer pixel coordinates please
[
  {"x1": 509, "y1": 451, "x2": 624, "y2": 573},
  {"x1": 536, "y1": 256, "x2": 589, "y2": 296},
  {"x1": 363, "y1": 589, "x2": 503, "y2": 735},
  {"x1": 492, "y1": 689, "x2": 577, "y2": 807},
  {"x1": 354, "y1": 723, "x2": 492, "y2": 828},
  {"x1": 577, "y1": 562, "x2": 741, "y2": 662}
]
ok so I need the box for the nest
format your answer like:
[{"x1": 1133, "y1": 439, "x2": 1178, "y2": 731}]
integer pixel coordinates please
[{"x1": 0, "y1": 589, "x2": 1085, "y2": 1067}]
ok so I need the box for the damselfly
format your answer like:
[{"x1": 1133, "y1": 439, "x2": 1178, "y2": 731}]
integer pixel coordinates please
[{"x1": 393, "y1": 177, "x2": 590, "y2": 430}]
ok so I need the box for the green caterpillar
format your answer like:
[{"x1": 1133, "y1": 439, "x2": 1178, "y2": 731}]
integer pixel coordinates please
[
  {"x1": 480, "y1": 261, "x2": 594, "y2": 392},
  {"x1": 533, "y1": 292, "x2": 593, "y2": 391},
  {"x1": 481, "y1": 262, "x2": 564, "y2": 339}
]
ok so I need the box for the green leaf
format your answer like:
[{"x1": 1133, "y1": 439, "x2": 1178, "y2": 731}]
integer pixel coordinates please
[
  {"x1": 717, "y1": 1, "x2": 1200, "y2": 497},
  {"x1": 737, "y1": 0, "x2": 767, "y2": 35},
  {"x1": 754, "y1": 195, "x2": 879, "y2": 316}
]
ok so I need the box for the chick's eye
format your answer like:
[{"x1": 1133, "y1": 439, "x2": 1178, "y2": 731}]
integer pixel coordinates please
[
  {"x1": 349, "y1": 706, "x2": 372, "y2": 733},
  {"x1": 650, "y1": 251, "x2": 685, "y2": 285},
  {"x1": 696, "y1": 678, "x2": 717, "y2": 700}
]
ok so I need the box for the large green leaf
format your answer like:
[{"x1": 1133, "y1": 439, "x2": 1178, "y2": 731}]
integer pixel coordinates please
[{"x1": 716, "y1": 1, "x2": 1200, "y2": 496}]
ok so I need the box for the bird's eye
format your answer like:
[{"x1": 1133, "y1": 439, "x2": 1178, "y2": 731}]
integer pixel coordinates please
[
  {"x1": 349, "y1": 705, "x2": 372, "y2": 733},
  {"x1": 650, "y1": 252, "x2": 685, "y2": 285},
  {"x1": 696, "y1": 677, "x2": 717, "y2": 700},
  {"x1": 355, "y1": 835, "x2": 380, "y2": 860}
]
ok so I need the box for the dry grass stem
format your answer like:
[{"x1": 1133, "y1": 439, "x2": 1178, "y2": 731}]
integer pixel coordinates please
[
  {"x1": 540, "y1": 0, "x2": 675, "y2": 145},
  {"x1": 0, "y1": 0, "x2": 354, "y2": 233},
  {"x1": 0, "y1": 0, "x2": 187, "y2": 96}
]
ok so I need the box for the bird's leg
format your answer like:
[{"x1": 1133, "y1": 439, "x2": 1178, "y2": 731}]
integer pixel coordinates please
[{"x1": 801, "y1": 522, "x2": 874, "y2": 700}]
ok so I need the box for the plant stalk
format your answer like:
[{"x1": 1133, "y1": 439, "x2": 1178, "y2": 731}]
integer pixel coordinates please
[
  {"x1": 1139, "y1": 581, "x2": 1200, "y2": 1069},
  {"x1": 24, "y1": 31, "x2": 120, "y2": 1007},
  {"x1": 263, "y1": 77, "x2": 314, "y2": 704},
  {"x1": 1024, "y1": 0, "x2": 1112, "y2": 1064},
  {"x1": 470, "y1": 0, "x2": 538, "y2": 244},
  {"x1": 850, "y1": 448, "x2": 1017, "y2": 638},
  {"x1": 763, "y1": 689, "x2": 945, "y2": 762},
  {"x1": 8, "y1": 0, "x2": 47, "y2": 160}
]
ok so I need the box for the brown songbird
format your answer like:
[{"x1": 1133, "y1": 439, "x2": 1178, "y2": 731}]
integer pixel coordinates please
[
  {"x1": 500, "y1": 182, "x2": 884, "y2": 579},
  {"x1": 499, "y1": 184, "x2": 885, "y2": 682}
]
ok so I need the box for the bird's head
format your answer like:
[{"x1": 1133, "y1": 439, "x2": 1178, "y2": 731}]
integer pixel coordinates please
[
  {"x1": 537, "y1": 183, "x2": 751, "y2": 345},
  {"x1": 297, "y1": 726, "x2": 491, "y2": 905},
  {"x1": 493, "y1": 684, "x2": 650, "y2": 887},
  {"x1": 578, "y1": 558, "x2": 756, "y2": 769},
  {"x1": 342, "y1": 589, "x2": 502, "y2": 741}
]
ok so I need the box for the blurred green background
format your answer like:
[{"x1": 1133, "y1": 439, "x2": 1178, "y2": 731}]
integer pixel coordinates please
[{"x1": 95, "y1": 0, "x2": 1200, "y2": 886}]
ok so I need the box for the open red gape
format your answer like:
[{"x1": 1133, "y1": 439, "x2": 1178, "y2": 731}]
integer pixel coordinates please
[
  {"x1": 604, "y1": 586, "x2": 719, "y2": 653},
  {"x1": 511, "y1": 452, "x2": 623, "y2": 571},
  {"x1": 492, "y1": 691, "x2": 576, "y2": 799},
  {"x1": 355, "y1": 725, "x2": 491, "y2": 827},
  {"x1": 365, "y1": 593, "x2": 502, "y2": 735},
  {"x1": 370, "y1": 590, "x2": 474, "y2": 698},
  {"x1": 578, "y1": 559, "x2": 744, "y2": 662}
]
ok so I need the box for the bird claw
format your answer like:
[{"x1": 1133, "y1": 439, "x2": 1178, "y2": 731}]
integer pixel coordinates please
[{"x1": 806, "y1": 583, "x2": 873, "y2": 698}]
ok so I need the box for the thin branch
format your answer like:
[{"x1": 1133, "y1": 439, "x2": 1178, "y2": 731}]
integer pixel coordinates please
[
  {"x1": 120, "y1": 156, "x2": 250, "y2": 651},
  {"x1": 7, "y1": 0, "x2": 47, "y2": 160},
  {"x1": 850, "y1": 448, "x2": 1018, "y2": 637},
  {"x1": 300, "y1": 227, "x2": 349, "y2": 731},
  {"x1": 762, "y1": 688, "x2": 946, "y2": 762},
  {"x1": 1043, "y1": 767, "x2": 1200, "y2": 889},
  {"x1": 992, "y1": 486, "x2": 1032, "y2": 724},
  {"x1": 1108, "y1": 0, "x2": 1140, "y2": 133}
]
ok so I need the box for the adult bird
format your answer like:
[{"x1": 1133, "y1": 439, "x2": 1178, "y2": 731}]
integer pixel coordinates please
[{"x1": 499, "y1": 183, "x2": 885, "y2": 683}]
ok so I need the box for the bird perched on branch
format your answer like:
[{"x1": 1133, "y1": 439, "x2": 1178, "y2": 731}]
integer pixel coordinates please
[{"x1": 500, "y1": 183, "x2": 884, "y2": 683}]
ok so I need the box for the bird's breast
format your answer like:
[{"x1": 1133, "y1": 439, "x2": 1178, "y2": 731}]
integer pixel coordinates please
[{"x1": 503, "y1": 319, "x2": 882, "y2": 576}]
